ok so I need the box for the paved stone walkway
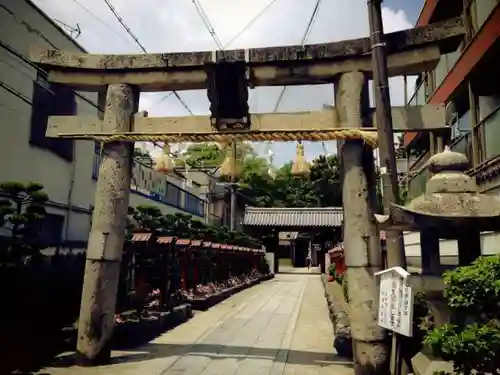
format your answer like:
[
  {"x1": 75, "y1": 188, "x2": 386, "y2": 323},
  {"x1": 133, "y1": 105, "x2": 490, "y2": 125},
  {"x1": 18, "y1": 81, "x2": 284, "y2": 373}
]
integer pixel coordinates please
[{"x1": 43, "y1": 272, "x2": 353, "y2": 375}]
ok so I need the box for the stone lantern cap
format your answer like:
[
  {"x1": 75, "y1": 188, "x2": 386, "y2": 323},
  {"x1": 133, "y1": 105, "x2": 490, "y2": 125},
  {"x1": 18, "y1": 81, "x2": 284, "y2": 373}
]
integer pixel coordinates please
[
  {"x1": 375, "y1": 147, "x2": 500, "y2": 233},
  {"x1": 405, "y1": 146, "x2": 500, "y2": 218}
]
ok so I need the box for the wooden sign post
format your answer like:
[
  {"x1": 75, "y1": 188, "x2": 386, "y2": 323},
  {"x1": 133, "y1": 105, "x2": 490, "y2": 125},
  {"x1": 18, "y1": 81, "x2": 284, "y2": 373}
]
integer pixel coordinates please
[
  {"x1": 375, "y1": 267, "x2": 415, "y2": 375},
  {"x1": 375, "y1": 266, "x2": 414, "y2": 337}
]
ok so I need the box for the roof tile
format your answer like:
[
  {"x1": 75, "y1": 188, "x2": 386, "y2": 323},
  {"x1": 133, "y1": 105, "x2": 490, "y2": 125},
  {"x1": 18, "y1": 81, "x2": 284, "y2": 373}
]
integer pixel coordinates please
[{"x1": 243, "y1": 207, "x2": 343, "y2": 227}]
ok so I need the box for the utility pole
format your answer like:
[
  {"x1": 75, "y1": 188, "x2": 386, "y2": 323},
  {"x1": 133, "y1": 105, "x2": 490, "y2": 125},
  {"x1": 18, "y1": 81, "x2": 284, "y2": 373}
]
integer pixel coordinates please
[
  {"x1": 367, "y1": 1, "x2": 408, "y2": 375},
  {"x1": 367, "y1": 0, "x2": 406, "y2": 268}
]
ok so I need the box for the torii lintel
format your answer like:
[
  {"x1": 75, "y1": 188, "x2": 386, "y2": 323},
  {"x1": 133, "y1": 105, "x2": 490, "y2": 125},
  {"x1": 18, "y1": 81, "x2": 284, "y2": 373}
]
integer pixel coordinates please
[{"x1": 30, "y1": 17, "x2": 464, "y2": 92}]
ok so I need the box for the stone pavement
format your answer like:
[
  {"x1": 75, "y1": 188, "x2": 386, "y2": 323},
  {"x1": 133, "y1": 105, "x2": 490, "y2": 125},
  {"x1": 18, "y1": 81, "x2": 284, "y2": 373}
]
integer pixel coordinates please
[{"x1": 43, "y1": 272, "x2": 353, "y2": 375}]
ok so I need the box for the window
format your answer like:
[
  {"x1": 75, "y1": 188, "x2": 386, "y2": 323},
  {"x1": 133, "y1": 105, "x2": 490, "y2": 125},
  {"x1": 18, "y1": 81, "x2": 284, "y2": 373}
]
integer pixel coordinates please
[
  {"x1": 450, "y1": 111, "x2": 471, "y2": 141},
  {"x1": 30, "y1": 72, "x2": 76, "y2": 161},
  {"x1": 165, "y1": 183, "x2": 180, "y2": 207},
  {"x1": 184, "y1": 192, "x2": 204, "y2": 217},
  {"x1": 37, "y1": 213, "x2": 65, "y2": 246},
  {"x1": 449, "y1": 111, "x2": 474, "y2": 164},
  {"x1": 92, "y1": 142, "x2": 101, "y2": 180}
]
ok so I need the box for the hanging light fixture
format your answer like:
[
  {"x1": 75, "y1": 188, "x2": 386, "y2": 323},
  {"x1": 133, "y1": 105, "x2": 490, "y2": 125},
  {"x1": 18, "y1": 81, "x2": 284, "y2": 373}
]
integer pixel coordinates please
[
  {"x1": 154, "y1": 143, "x2": 175, "y2": 173},
  {"x1": 291, "y1": 141, "x2": 310, "y2": 178}
]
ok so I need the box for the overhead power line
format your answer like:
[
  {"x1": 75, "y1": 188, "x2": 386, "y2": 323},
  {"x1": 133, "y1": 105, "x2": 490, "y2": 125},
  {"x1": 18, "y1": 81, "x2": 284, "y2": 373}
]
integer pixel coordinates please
[
  {"x1": 102, "y1": 0, "x2": 193, "y2": 115},
  {"x1": 192, "y1": 0, "x2": 224, "y2": 50},
  {"x1": 68, "y1": 0, "x2": 137, "y2": 48},
  {"x1": 100, "y1": 0, "x2": 195, "y2": 180},
  {"x1": 273, "y1": 0, "x2": 324, "y2": 112},
  {"x1": 224, "y1": 0, "x2": 281, "y2": 49},
  {"x1": 300, "y1": 0, "x2": 323, "y2": 45},
  {"x1": 102, "y1": 0, "x2": 147, "y2": 52},
  {"x1": 68, "y1": 0, "x2": 172, "y2": 110}
]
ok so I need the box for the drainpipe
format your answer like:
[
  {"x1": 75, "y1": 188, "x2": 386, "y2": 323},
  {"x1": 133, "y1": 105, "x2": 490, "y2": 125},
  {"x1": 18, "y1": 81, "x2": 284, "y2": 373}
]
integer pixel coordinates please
[
  {"x1": 64, "y1": 135, "x2": 77, "y2": 243},
  {"x1": 230, "y1": 142, "x2": 237, "y2": 231},
  {"x1": 230, "y1": 184, "x2": 236, "y2": 231}
]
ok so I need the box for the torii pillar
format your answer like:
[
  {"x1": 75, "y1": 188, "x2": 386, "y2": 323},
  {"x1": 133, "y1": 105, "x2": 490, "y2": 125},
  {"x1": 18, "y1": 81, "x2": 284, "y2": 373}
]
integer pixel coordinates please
[
  {"x1": 76, "y1": 84, "x2": 138, "y2": 365},
  {"x1": 337, "y1": 71, "x2": 388, "y2": 374}
]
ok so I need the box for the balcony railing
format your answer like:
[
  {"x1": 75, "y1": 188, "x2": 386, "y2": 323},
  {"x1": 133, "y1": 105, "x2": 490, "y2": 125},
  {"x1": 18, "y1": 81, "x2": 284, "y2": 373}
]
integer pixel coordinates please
[
  {"x1": 433, "y1": 48, "x2": 461, "y2": 90},
  {"x1": 407, "y1": 106, "x2": 500, "y2": 197},
  {"x1": 407, "y1": 0, "x2": 498, "y2": 107}
]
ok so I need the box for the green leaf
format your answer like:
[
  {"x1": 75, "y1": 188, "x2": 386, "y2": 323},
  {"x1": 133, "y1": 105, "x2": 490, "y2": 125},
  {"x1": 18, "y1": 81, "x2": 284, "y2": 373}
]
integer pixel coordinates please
[{"x1": 0, "y1": 181, "x2": 26, "y2": 196}]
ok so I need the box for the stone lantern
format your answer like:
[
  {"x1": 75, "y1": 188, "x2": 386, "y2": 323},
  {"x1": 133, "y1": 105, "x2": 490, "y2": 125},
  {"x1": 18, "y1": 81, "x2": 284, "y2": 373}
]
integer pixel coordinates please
[
  {"x1": 376, "y1": 146, "x2": 500, "y2": 275},
  {"x1": 376, "y1": 146, "x2": 500, "y2": 348}
]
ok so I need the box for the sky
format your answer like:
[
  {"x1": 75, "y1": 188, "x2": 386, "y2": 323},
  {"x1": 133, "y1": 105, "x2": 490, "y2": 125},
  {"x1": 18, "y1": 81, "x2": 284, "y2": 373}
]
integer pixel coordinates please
[{"x1": 33, "y1": 0, "x2": 424, "y2": 165}]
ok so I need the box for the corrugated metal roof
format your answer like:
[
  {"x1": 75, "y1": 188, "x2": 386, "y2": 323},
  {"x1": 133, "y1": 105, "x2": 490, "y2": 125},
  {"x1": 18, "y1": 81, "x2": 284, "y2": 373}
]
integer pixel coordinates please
[{"x1": 244, "y1": 207, "x2": 343, "y2": 227}]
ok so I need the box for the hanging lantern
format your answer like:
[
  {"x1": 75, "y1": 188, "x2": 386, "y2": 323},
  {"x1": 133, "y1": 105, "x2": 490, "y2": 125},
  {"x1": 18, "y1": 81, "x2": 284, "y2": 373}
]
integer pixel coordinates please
[
  {"x1": 291, "y1": 141, "x2": 310, "y2": 178},
  {"x1": 154, "y1": 143, "x2": 174, "y2": 173},
  {"x1": 219, "y1": 142, "x2": 240, "y2": 180}
]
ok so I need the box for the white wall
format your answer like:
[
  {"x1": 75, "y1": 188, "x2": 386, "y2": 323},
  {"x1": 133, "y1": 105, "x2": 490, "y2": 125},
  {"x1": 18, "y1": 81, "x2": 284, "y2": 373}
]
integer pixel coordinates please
[
  {"x1": 0, "y1": 0, "x2": 99, "y2": 243},
  {"x1": 403, "y1": 230, "x2": 500, "y2": 269}
]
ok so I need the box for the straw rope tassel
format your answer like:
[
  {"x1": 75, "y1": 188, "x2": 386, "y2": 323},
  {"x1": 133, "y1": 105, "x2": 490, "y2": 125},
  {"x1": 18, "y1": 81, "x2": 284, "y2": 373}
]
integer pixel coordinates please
[
  {"x1": 291, "y1": 142, "x2": 310, "y2": 177},
  {"x1": 219, "y1": 143, "x2": 238, "y2": 179},
  {"x1": 154, "y1": 143, "x2": 174, "y2": 173}
]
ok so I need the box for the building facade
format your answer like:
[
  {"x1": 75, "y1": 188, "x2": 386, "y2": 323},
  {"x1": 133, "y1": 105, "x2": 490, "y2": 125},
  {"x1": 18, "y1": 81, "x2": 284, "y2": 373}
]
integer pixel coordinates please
[
  {"x1": 0, "y1": 0, "x2": 207, "y2": 245},
  {"x1": 405, "y1": 0, "x2": 500, "y2": 198},
  {"x1": 403, "y1": 0, "x2": 500, "y2": 260}
]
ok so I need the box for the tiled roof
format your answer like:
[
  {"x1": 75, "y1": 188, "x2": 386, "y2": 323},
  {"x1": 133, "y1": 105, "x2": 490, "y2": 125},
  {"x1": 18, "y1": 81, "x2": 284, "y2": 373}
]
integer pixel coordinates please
[{"x1": 243, "y1": 207, "x2": 343, "y2": 227}]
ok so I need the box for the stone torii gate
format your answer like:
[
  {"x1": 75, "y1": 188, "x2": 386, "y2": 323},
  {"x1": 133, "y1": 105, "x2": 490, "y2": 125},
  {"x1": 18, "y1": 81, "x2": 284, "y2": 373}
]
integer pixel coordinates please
[{"x1": 30, "y1": 17, "x2": 463, "y2": 371}]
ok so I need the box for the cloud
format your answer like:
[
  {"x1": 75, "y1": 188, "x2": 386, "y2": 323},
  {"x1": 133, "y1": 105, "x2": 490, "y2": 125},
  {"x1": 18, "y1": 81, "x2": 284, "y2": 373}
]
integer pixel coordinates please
[{"x1": 34, "y1": 0, "x2": 416, "y2": 165}]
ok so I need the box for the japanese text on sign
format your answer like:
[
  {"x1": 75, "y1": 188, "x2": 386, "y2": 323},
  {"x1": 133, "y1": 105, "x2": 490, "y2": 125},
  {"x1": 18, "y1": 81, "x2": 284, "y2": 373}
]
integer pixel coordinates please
[{"x1": 376, "y1": 267, "x2": 414, "y2": 337}]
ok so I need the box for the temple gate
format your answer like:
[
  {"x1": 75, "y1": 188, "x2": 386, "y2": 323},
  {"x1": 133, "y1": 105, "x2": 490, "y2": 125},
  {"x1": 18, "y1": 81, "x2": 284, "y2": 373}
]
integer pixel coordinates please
[{"x1": 30, "y1": 16, "x2": 464, "y2": 373}]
